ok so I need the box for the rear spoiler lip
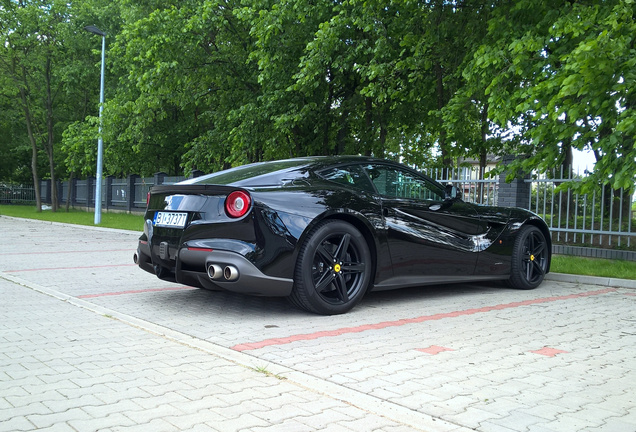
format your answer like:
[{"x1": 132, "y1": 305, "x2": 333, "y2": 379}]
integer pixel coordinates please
[{"x1": 149, "y1": 184, "x2": 249, "y2": 195}]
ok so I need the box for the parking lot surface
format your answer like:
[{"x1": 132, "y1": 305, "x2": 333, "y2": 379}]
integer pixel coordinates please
[{"x1": 1, "y1": 216, "x2": 635, "y2": 431}]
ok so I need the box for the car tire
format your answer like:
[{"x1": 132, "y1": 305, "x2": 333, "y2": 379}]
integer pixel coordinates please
[
  {"x1": 290, "y1": 220, "x2": 372, "y2": 315},
  {"x1": 508, "y1": 225, "x2": 548, "y2": 290}
]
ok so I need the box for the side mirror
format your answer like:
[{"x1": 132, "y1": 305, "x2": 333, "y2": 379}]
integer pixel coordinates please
[{"x1": 444, "y1": 184, "x2": 461, "y2": 200}]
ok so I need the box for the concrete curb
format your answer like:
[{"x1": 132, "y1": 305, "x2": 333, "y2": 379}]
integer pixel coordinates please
[
  {"x1": 546, "y1": 272, "x2": 636, "y2": 289},
  {"x1": 0, "y1": 214, "x2": 141, "y2": 235}
]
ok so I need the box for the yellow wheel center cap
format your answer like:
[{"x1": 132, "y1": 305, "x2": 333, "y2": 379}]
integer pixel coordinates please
[
  {"x1": 333, "y1": 264, "x2": 341, "y2": 273},
  {"x1": 530, "y1": 255, "x2": 535, "y2": 261}
]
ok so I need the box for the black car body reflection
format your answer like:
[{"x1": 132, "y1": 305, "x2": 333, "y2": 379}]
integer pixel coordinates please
[{"x1": 136, "y1": 156, "x2": 551, "y2": 315}]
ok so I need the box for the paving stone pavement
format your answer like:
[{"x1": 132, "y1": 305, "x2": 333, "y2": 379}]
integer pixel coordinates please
[{"x1": 1, "y1": 216, "x2": 635, "y2": 432}]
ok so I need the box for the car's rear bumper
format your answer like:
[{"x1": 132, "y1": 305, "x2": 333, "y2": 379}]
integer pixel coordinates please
[{"x1": 136, "y1": 240, "x2": 293, "y2": 297}]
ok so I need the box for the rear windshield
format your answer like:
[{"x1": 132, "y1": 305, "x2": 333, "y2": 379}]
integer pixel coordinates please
[{"x1": 180, "y1": 159, "x2": 312, "y2": 186}]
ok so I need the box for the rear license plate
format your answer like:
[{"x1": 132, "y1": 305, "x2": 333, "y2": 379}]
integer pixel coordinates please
[{"x1": 153, "y1": 212, "x2": 188, "y2": 228}]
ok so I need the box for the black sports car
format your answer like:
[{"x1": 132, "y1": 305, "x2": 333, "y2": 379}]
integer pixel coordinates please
[{"x1": 135, "y1": 156, "x2": 551, "y2": 315}]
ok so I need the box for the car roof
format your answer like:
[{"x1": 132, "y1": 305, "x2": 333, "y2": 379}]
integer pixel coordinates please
[{"x1": 181, "y1": 155, "x2": 397, "y2": 186}]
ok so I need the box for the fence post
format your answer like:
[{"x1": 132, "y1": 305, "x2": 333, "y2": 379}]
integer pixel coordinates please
[
  {"x1": 154, "y1": 172, "x2": 167, "y2": 186},
  {"x1": 498, "y1": 155, "x2": 531, "y2": 209},
  {"x1": 105, "y1": 176, "x2": 114, "y2": 211},
  {"x1": 189, "y1": 170, "x2": 204, "y2": 179},
  {"x1": 55, "y1": 180, "x2": 64, "y2": 207},
  {"x1": 86, "y1": 177, "x2": 95, "y2": 211},
  {"x1": 42, "y1": 180, "x2": 51, "y2": 204},
  {"x1": 69, "y1": 178, "x2": 77, "y2": 208},
  {"x1": 127, "y1": 174, "x2": 139, "y2": 212}
]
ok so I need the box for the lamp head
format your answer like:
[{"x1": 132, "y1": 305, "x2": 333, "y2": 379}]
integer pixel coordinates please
[{"x1": 84, "y1": 25, "x2": 106, "y2": 37}]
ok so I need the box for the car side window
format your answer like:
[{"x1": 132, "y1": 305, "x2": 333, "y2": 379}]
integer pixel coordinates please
[
  {"x1": 319, "y1": 165, "x2": 375, "y2": 193},
  {"x1": 363, "y1": 164, "x2": 445, "y2": 201}
]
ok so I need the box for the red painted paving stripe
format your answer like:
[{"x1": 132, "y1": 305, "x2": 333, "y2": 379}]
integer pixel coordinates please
[
  {"x1": 417, "y1": 346, "x2": 455, "y2": 355},
  {"x1": 231, "y1": 288, "x2": 617, "y2": 352},
  {"x1": 0, "y1": 249, "x2": 133, "y2": 256},
  {"x1": 530, "y1": 347, "x2": 569, "y2": 357},
  {"x1": 5, "y1": 263, "x2": 137, "y2": 273},
  {"x1": 78, "y1": 286, "x2": 195, "y2": 298}
]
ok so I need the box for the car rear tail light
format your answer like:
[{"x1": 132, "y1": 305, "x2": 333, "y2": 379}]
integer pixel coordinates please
[
  {"x1": 225, "y1": 190, "x2": 251, "y2": 218},
  {"x1": 147, "y1": 192, "x2": 151, "y2": 206}
]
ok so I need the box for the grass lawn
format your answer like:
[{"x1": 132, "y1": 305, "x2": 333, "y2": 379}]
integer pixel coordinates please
[
  {"x1": 551, "y1": 255, "x2": 636, "y2": 280},
  {"x1": 2, "y1": 204, "x2": 635, "y2": 281}
]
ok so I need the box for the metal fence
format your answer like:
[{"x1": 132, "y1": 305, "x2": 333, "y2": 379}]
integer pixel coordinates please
[
  {"x1": 526, "y1": 168, "x2": 634, "y2": 249},
  {"x1": 3, "y1": 165, "x2": 635, "y2": 254},
  {"x1": 425, "y1": 166, "x2": 499, "y2": 206},
  {"x1": 7, "y1": 173, "x2": 189, "y2": 213},
  {"x1": 0, "y1": 184, "x2": 36, "y2": 204},
  {"x1": 426, "y1": 165, "x2": 635, "y2": 250}
]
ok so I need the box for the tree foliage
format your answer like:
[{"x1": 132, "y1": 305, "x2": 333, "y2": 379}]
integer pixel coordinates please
[
  {"x1": 0, "y1": 0, "x2": 107, "y2": 210},
  {"x1": 0, "y1": 0, "x2": 634, "y2": 197},
  {"x1": 469, "y1": 0, "x2": 635, "y2": 190}
]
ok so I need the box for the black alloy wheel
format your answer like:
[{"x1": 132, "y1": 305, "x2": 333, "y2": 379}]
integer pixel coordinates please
[
  {"x1": 290, "y1": 220, "x2": 372, "y2": 315},
  {"x1": 508, "y1": 225, "x2": 548, "y2": 290}
]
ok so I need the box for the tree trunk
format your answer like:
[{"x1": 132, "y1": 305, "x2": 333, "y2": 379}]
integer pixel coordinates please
[
  {"x1": 478, "y1": 149, "x2": 487, "y2": 203},
  {"x1": 65, "y1": 171, "x2": 74, "y2": 212},
  {"x1": 336, "y1": 104, "x2": 349, "y2": 155},
  {"x1": 322, "y1": 70, "x2": 335, "y2": 155},
  {"x1": 477, "y1": 103, "x2": 489, "y2": 202},
  {"x1": 293, "y1": 126, "x2": 302, "y2": 157},
  {"x1": 435, "y1": 61, "x2": 451, "y2": 179},
  {"x1": 363, "y1": 97, "x2": 373, "y2": 156},
  {"x1": 19, "y1": 86, "x2": 42, "y2": 212},
  {"x1": 44, "y1": 56, "x2": 58, "y2": 211},
  {"x1": 377, "y1": 113, "x2": 387, "y2": 159}
]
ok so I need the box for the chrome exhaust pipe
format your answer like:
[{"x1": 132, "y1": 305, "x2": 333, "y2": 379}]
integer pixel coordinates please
[
  {"x1": 224, "y1": 265, "x2": 239, "y2": 281},
  {"x1": 133, "y1": 253, "x2": 139, "y2": 264},
  {"x1": 207, "y1": 264, "x2": 223, "y2": 280}
]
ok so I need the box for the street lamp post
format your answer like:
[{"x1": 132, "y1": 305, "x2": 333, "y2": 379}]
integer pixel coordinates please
[{"x1": 84, "y1": 25, "x2": 106, "y2": 225}]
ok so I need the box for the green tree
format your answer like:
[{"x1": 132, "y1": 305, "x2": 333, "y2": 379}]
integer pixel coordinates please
[
  {"x1": 24, "y1": 0, "x2": 630, "y2": 196},
  {"x1": 97, "y1": 0, "x2": 260, "y2": 176},
  {"x1": 1, "y1": 0, "x2": 66, "y2": 210},
  {"x1": 76, "y1": 0, "x2": 499, "y2": 176},
  {"x1": 0, "y1": 0, "x2": 107, "y2": 210},
  {"x1": 248, "y1": 0, "x2": 490, "y2": 170},
  {"x1": 469, "y1": 0, "x2": 635, "y2": 191},
  {"x1": 0, "y1": 92, "x2": 33, "y2": 184}
]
